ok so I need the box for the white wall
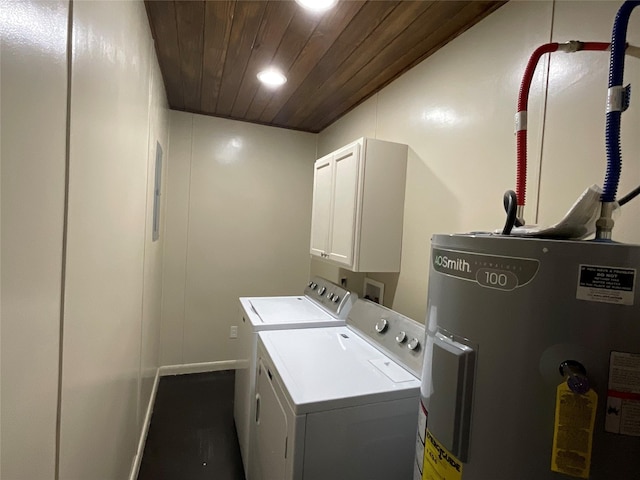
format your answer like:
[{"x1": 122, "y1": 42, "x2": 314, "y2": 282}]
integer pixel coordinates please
[
  {"x1": 314, "y1": 0, "x2": 640, "y2": 323},
  {"x1": 1, "y1": 0, "x2": 169, "y2": 478},
  {"x1": 540, "y1": 1, "x2": 640, "y2": 243},
  {"x1": 139, "y1": 60, "x2": 169, "y2": 429},
  {"x1": 1, "y1": 1, "x2": 69, "y2": 478},
  {"x1": 59, "y1": 1, "x2": 168, "y2": 478},
  {"x1": 161, "y1": 112, "x2": 316, "y2": 365}
]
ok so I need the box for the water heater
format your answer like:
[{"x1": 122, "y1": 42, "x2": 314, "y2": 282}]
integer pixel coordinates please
[{"x1": 415, "y1": 234, "x2": 640, "y2": 480}]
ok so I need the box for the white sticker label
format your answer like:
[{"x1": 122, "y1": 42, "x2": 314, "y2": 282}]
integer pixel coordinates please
[
  {"x1": 413, "y1": 462, "x2": 423, "y2": 480},
  {"x1": 416, "y1": 434, "x2": 425, "y2": 473},
  {"x1": 415, "y1": 402, "x2": 427, "y2": 477},
  {"x1": 605, "y1": 351, "x2": 640, "y2": 436},
  {"x1": 576, "y1": 265, "x2": 635, "y2": 306},
  {"x1": 369, "y1": 358, "x2": 416, "y2": 383},
  {"x1": 418, "y1": 403, "x2": 427, "y2": 442}
]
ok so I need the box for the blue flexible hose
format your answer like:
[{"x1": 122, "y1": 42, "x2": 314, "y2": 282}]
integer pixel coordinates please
[{"x1": 603, "y1": 1, "x2": 640, "y2": 202}]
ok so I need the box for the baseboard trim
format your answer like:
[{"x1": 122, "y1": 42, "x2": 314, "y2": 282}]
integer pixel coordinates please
[
  {"x1": 128, "y1": 370, "x2": 160, "y2": 480},
  {"x1": 158, "y1": 359, "x2": 240, "y2": 376}
]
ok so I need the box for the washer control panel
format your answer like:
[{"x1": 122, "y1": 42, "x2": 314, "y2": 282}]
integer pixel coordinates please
[{"x1": 347, "y1": 299, "x2": 425, "y2": 378}]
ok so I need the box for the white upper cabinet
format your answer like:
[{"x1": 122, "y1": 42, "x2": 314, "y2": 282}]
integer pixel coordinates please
[
  {"x1": 327, "y1": 142, "x2": 360, "y2": 266},
  {"x1": 310, "y1": 138, "x2": 408, "y2": 272},
  {"x1": 310, "y1": 153, "x2": 334, "y2": 259}
]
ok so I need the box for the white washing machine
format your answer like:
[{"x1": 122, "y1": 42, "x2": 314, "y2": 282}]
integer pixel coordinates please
[
  {"x1": 251, "y1": 299, "x2": 425, "y2": 480},
  {"x1": 234, "y1": 276, "x2": 356, "y2": 478}
]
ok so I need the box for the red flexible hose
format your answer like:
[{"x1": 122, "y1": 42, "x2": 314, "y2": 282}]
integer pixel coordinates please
[
  {"x1": 516, "y1": 43, "x2": 558, "y2": 208},
  {"x1": 581, "y1": 42, "x2": 611, "y2": 51},
  {"x1": 515, "y1": 41, "x2": 610, "y2": 210}
]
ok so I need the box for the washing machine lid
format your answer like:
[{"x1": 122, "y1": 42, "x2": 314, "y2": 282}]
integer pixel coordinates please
[
  {"x1": 240, "y1": 296, "x2": 342, "y2": 330},
  {"x1": 258, "y1": 326, "x2": 420, "y2": 414}
]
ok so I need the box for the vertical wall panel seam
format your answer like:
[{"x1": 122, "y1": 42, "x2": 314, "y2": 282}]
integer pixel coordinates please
[
  {"x1": 135, "y1": 35, "x2": 156, "y2": 436},
  {"x1": 181, "y1": 114, "x2": 195, "y2": 363},
  {"x1": 534, "y1": 0, "x2": 556, "y2": 225},
  {"x1": 374, "y1": 93, "x2": 380, "y2": 139},
  {"x1": 0, "y1": 18, "x2": 2, "y2": 475},
  {"x1": 158, "y1": 120, "x2": 171, "y2": 366},
  {"x1": 55, "y1": 0, "x2": 74, "y2": 478}
]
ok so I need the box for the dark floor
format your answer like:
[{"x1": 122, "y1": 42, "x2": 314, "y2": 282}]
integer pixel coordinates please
[{"x1": 138, "y1": 370, "x2": 246, "y2": 480}]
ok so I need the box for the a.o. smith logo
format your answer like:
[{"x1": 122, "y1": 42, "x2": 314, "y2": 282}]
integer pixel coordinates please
[
  {"x1": 432, "y1": 246, "x2": 540, "y2": 289},
  {"x1": 433, "y1": 254, "x2": 471, "y2": 273}
]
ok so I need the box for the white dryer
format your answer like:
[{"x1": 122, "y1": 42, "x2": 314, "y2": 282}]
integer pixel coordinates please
[
  {"x1": 252, "y1": 299, "x2": 425, "y2": 480},
  {"x1": 234, "y1": 276, "x2": 355, "y2": 478}
]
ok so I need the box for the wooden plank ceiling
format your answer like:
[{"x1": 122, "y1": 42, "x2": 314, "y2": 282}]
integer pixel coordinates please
[{"x1": 145, "y1": 0, "x2": 505, "y2": 133}]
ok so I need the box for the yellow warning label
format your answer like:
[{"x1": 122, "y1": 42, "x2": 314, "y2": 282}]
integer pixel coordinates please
[
  {"x1": 551, "y1": 382, "x2": 598, "y2": 479},
  {"x1": 422, "y1": 429, "x2": 463, "y2": 480}
]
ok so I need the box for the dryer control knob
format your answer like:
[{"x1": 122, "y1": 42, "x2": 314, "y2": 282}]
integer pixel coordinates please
[
  {"x1": 407, "y1": 338, "x2": 420, "y2": 351},
  {"x1": 328, "y1": 293, "x2": 334, "y2": 300},
  {"x1": 332, "y1": 295, "x2": 340, "y2": 303},
  {"x1": 311, "y1": 283, "x2": 318, "y2": 290},
  {"x1": 396, "y1": 331, "x2": 407, "y2": 344},
  {"x1": 318, "y1": 287, "x2": 326, "y2": 295},
  {"x1": 375, "y1": 319, "x2": 388, "y2": 333}
]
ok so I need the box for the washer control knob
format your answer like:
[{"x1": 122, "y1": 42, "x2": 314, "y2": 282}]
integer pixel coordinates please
[
  {"x1": 308, "y1": 281, "x2": 313, "y2": 288},
  {"x1": 311, "y1": 283, "x2": 318, "y2": 290},
  {"x1": 396, "y1": 331, "x2": 407, "y2": 344},
  {"x1": 318, "y1": 287, "x2": 326, "y2": 295},
  {"x1": 375, "y1": 319, "x2": 389, "y2": 333},
  {"x1": 333, "y1": 295, "x2": 340, "y2": 303},
  {"x1": 327, "y1": 293, "x2": 334, "y2": 300},
  {"x1": 407, "y1": 338, "x2": 421, "y2": 351}
]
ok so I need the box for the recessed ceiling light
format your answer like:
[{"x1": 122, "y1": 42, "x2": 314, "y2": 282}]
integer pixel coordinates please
[
  {"x1": 257, "y1": 68, "x2": 287, "y2": 88},
  {"x1": 295, "y1": 0, "x2": 338, "y2": 13}
]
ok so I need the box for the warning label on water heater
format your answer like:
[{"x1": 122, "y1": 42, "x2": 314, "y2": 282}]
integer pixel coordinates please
[
  {"x1": 605, "y1": 351, "x2": 640, "y2": 437},
  {"x1": 576, "y1": 265, "x2": 636, "y2": 306},
  {"x1": 551, "y1": 382, "x2": 597, "y2": 478}
]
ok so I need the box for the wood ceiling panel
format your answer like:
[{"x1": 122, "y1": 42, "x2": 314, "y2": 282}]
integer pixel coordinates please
[
  {"x1": 215, "y1": 1, "x2": 267, "y2": 116},
  {"x1": 270, "y1": 1, "x2": 401, "y2": 128},
  {"x1": 305, "y1": 1, "x2": 506, "y2": 131},
  {"x1": 230, "y1": 1, "x2": 298, "y2": 118},
  {"x1": 284, "y1": 0, "x2": 436, "y2": 130},
  {"x1": 243, "y1": 7, "x2": 327, "y2": 122},
  {"x1": 296, "y1": 1, "x2": 504, "y2": 129},
  {"x1": 145, "y1": 0, "x2": 184, "y2": 109},
  {"x1": 249, "y1": 1, "x2": 367, "y2": 124},
  {"x1": 306, "y1": 1, "x2": 506, "y2": 132},
  {"x1": 200, "y1": 0, "x2": 235, "y2": 114},
  {"x1": 145, "y1": 0, "x2": 506, "y2": 132},
  {"x1": 175, "y1": 1, "x2": 205, "y2": 112}
]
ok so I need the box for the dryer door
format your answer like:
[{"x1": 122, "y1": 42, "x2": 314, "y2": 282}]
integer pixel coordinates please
[{"x1": 252, "y1": 358, "x2": 289, "y2": 480}]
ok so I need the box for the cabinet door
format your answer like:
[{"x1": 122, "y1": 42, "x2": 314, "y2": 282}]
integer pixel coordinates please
[
  {"x1": 328, "y1": 143, "x2": 361, "y2": 267},
  {"x1": 310, "y1": 154, "x2": 333, "y2": 258}
]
